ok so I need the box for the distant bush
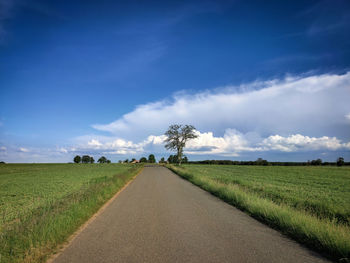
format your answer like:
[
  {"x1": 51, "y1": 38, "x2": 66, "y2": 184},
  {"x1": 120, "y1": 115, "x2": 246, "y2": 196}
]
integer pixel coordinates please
[
  {"x1": 140, "y1": 157, "x2": 147, "y2": 163},
  {"x1": 73, "y1": 155, "x2": 81, "y2": 163}
]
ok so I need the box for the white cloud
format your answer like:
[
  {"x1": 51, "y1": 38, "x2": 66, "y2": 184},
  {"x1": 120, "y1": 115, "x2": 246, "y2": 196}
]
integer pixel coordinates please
[
  {"x1": 18, "y1": 147, "x2": 29, "y2": 152},
  {"x1": 184, "y1": 129, "x2": 261, "y2": 156},
  {"x1": 58, "y1": 147, "x2": 68, "y2": 153},
  {"x1": 0, "y1": 146, "x2": 7, "y2": 151},
  {"x1": 260, "y1": 134, "x2": 350, "y2": 152},
  {"x1": 87, "y1": 139, "x2": 102, "y2": 147},
  {"x1": 70, "y1": 130, "x2": 350, "y2": 157},
  {"x1": 72, "y1": 134, "x2": 168, "y2": 156},
  {"x1": 92, "y1": 72, "x2": 350, "y2": 141}
]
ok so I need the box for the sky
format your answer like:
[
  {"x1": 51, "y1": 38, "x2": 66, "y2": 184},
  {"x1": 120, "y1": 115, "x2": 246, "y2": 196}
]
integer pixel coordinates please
[{"x1": 0, "y1": 0, "x2": 350, "y2": 163}]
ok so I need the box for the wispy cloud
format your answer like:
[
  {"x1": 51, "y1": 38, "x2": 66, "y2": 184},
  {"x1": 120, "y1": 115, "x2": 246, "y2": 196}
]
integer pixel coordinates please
[{"x1": 298, "y1": 0, "x2": 350, "y2": 37}]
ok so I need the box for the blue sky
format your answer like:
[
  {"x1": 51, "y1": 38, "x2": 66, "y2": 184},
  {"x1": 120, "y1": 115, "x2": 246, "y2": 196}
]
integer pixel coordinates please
[{"x1": 0, "y1": 0, "x2": 350, "y2": 162}]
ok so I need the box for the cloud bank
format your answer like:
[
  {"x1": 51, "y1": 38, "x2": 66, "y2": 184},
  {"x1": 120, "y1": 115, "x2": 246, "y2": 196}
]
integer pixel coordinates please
[
  {"x1": 70, "y1": 130, "x2": 350, "y2": 158},
  {"x1": 1, "y1": 72, "x2": 349, "y2": 162},
  {"x1": 93, "y1": 72, "x2": 350, "y2": 143},
  {"x1": 88, "y1": 72, "x2": 350, "y2": 158}
]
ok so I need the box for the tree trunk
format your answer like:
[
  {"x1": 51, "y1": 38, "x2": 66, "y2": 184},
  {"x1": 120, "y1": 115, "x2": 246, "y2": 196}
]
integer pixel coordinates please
[{"x1": 177, "y1": 147, "x2": 183, "y2": 165}]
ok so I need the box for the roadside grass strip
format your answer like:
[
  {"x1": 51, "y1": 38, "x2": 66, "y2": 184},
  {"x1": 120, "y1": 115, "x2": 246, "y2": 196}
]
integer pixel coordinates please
[
  {"x1": 167, "y1": 165, "x2": 350, "y2": 262},
  {"x1": 0, "y1": 164, "x2": 143, "y2": 263}
]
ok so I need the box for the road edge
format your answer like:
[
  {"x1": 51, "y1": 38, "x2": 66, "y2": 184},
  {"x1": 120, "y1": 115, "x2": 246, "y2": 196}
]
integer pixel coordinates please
[{"x1": 46, "y1": 166, "x2": 144, "y2": 263}]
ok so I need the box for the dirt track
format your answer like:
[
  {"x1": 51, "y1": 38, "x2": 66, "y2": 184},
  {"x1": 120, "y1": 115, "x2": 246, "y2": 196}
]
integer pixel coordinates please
[{"x1": 52, "y1": 166, "x2": 331, "y2": 263}]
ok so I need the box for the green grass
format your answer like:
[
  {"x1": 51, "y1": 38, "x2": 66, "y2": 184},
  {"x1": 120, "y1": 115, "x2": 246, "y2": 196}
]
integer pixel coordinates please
[
  {"x1": 167, "y1": 164, "x2": 350, "y2": 261},
  {"x1": 0, "y1": 163, "x2": 143, "y2": 263}
]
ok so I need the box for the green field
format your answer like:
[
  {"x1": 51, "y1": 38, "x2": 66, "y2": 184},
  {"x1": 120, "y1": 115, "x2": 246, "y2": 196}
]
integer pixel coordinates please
[
  {"x1": 0, "y1": 163, "x2": 142, "y2": 263},
  {"x1": 168, "y1": 164, "x2": 350, "y2": 261}
]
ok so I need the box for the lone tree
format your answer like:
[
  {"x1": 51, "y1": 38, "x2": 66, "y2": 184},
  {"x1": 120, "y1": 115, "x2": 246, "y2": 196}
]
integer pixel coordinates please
[
  {"x1": 164, "y1": 124, "x2": 198, "y2": 165},
  {"x1": 98, "y1": 156, "x2": 107, "y2": 163},
  {"x1": 337, "y1": 157, "x2": 344, "y2": 167},
  {"x1": 148, "y1": 154, "x2": 156, "y2": 163},
  {"x1": 90, "y1": 157, "x2": 95, "y2": 164},
  {"x1": 73, "y1": 155, "x2": 81, "y2": 163}
]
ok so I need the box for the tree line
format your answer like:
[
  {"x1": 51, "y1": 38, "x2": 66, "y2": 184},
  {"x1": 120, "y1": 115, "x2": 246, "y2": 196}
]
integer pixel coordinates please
[
  {"x1": 73, "y1": 155, "x2": 111, "y2": 164},
  {"x1": 189, "y1": 157, "x2": 347, "y2": 166}
]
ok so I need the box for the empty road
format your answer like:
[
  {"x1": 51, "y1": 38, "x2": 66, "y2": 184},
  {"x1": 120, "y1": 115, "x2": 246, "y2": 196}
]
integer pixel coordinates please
[{"x1": 52, "y1": 166, "x2": 330, "y2": 263}]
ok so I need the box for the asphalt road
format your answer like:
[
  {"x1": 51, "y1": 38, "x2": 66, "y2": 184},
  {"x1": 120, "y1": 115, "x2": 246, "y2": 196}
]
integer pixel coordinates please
[{"x1": 52, "y1": 166, "x2": 331, "y2": 263}]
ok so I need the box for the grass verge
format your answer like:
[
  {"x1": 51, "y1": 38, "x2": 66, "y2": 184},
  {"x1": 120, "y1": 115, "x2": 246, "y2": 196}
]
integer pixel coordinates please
[
  {"x1": 0, "y1": 164, "x2": 143, "y2": 263},
  {"x1": 167, "y1": 164, "x2": 350, "y2": 262}
]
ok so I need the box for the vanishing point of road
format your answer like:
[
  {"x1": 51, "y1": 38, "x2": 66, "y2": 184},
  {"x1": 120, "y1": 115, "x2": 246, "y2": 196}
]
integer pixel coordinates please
[{"x1": 52, "y1": 166, "x2": 331, "y2": 263}]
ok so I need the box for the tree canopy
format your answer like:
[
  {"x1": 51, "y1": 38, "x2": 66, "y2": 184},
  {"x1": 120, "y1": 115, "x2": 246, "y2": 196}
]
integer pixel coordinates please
[
  {"x1": 73, "y1": 155, "x2": 81, "y2": 163},
  {"x1": 337, "y1": 157, "x2": 344, "y2": 167},
  {"x1": 148, "y1": 154, "x2": 156, "y2": 163},
  {"x1": 164, "y1": 124, "x2": 198, "y2": 165},
  {"x1": 98, "y1": 156, "x2": 107, "y2": 163},
  {"x1": 140, "y1": 157, "x2": 147, "y2": 163}
]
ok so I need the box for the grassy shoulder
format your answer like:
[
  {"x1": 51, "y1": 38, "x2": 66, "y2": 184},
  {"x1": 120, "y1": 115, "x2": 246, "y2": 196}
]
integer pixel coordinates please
[
  {"x1": 0, "y1": 163, "x2": 143, "y2": 263},
  {"x1": 167, "y1": 164, "x2": 350, "y2": 262}
]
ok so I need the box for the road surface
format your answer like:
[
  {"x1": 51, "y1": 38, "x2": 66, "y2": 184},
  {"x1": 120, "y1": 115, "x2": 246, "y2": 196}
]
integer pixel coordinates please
[{"x1": 52, "y1": 166, "x2": 331, "y2": 263}]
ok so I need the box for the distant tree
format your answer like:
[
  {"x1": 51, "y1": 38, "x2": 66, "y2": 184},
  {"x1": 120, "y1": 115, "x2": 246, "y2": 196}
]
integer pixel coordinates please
[
  {"x1": 90, "y1": 157, "x2": 95, "y2": 164},
  {"x1": 82, "y1": 155, "x2": 91, "y2": 163},
  {"x1": 131, "y1": 158, "x2": 136, "y2": 162},
  {"x1": 148, "y1": 154, "x2": 156, "y2": 163},
  {"x1": 98, "y1": 156, "x2": 107, "y2": 163},
  {"x1": 106, "y1": 159, "x2": 111, "y2": 164},
  {"x1": 164, "y1": 124, "x2": 198, "y2": 165},
  {"x1": 140, "y1": 157, "x2": 147, "y2": 163},
  {"x1": 159, "y1": 157, "x2": 165, "y2": 163},
  {"x1": 167, "y1": 154, "x2": 188, "y2": 164},
  {"x1": 311, "y1": 159, "x2": 322, "y2": 165},
  {"x1": 124, "y1": 159, "x2": 129, "y2": 163},
  {"x1": 73, "y1": 155, "x2": 81, "y2": 163},
  {"x1": 256, "y1": 158, "x2": 268, "y2": 166},
  {"x1": 0, "y1": 161, "x2": 5, "y2": 164},
  {"x1": 167, "y1": 155, "x2": 176, "y2": 163},
  {"x1": 337, "y1": 157, "x2": 345, "y2": 167}
]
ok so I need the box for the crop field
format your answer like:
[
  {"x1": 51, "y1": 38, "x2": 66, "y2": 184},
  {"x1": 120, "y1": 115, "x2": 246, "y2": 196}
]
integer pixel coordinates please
[
  {"x1": 168, "y1": 164, "x2": 350, "y2": 261},
  {"x1": 0, "y1": 163, "x2": 142, "y2": 263}
]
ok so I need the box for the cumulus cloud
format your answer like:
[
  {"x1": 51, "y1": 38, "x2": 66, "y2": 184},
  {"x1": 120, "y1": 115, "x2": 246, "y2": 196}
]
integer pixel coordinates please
[
  {"x1": 70, "y1": 130, "x2": 350, "y2": 157},
  {"x1": 92, "y1": 72, "x2": 350, "y2": 141},
  {"x1": 70, "y1": 134, "x2": 168, "y2": 156},
  {"x1": 260, "y1": 134, "x2": 350, "y2": 152}
]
